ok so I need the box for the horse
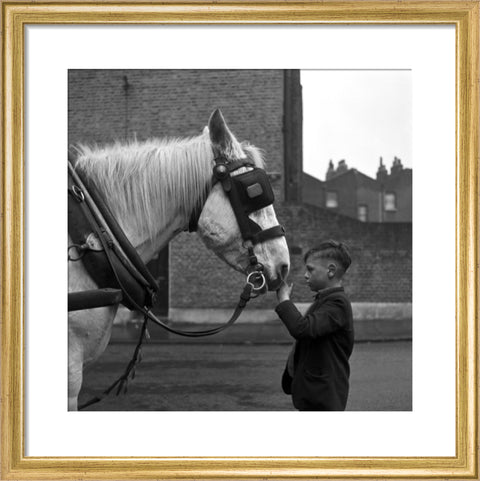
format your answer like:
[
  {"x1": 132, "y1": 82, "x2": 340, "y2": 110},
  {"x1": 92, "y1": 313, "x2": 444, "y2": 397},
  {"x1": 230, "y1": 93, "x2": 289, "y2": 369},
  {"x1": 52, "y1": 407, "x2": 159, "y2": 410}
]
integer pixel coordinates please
[{"x1": 68, "y1": 109, "x2": 290, "y2": 410}]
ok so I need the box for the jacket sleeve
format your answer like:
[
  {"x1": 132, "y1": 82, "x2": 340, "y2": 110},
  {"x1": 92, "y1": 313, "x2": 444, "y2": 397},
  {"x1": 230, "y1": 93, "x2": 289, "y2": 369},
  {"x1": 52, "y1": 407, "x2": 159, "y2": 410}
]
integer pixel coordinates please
[{"x1": 275, "y1": 298, "x2": 348, "y2": 340}]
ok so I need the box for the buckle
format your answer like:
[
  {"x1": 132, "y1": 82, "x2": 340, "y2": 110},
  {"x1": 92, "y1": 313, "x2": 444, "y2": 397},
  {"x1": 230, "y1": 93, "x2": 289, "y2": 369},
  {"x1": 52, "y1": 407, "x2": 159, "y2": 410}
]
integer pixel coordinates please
[{"x1": 213, "y1": 163, "x2": 229, "y2": 181}]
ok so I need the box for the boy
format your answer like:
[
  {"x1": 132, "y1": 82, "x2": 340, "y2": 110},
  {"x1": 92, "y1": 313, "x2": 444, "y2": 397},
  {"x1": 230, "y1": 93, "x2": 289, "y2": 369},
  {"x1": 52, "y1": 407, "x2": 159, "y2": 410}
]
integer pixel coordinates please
[{"x1": 275, "y1": 240, "x2": 354, "y2": 411}]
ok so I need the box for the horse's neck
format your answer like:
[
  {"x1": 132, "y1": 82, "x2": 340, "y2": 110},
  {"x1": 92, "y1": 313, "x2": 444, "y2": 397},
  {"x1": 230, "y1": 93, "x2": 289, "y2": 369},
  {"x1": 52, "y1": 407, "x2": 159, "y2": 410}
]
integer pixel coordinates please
[
  {"x1": 116, "y1": 179, "x2": 189, "y2": 262},
  {"x1": 80, "y1": 135, "x2": 212, "y2": 263},
  {"x1": 113, "y1": 159, "x2": 201, "y2": 262},
  {"x1": 126, "y1": 215, "x2": 185, "y2": 262}
]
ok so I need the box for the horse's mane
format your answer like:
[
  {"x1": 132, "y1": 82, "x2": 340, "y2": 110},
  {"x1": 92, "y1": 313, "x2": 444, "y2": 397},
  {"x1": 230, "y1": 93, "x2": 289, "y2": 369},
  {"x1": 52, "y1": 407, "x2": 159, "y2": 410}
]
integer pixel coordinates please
[{"x1": 73, "y1": 133, "x2": 264, "y2": 240}]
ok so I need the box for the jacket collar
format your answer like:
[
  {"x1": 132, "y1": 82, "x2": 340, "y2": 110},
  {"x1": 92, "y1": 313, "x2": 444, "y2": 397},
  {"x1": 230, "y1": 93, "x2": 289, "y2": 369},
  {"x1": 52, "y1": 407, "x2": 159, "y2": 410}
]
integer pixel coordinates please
[{"x1": 314, "y1": 286, "x2": 344, "y2": 301}]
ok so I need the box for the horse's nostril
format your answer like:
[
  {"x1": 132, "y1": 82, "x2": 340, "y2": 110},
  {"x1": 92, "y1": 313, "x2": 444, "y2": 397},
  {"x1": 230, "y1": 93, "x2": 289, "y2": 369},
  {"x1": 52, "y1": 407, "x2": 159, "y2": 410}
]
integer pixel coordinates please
[{"x1": 280, "y1": 263, "x2": 290, "y2": 280}]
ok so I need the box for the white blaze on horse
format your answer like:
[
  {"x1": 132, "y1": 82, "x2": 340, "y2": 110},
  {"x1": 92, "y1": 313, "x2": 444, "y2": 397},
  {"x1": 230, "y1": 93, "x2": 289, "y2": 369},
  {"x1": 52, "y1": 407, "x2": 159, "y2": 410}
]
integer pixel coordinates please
[{"x1": 68, "y1": 109, "x2": 290, "y2": 410}]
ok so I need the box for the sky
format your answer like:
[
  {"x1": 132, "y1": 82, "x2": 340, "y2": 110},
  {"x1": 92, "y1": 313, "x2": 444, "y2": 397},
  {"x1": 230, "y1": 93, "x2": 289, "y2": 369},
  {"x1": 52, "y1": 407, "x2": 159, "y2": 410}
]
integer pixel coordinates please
[{"x1": 301, "y1": 70, "x2": 412, "y2": 181}]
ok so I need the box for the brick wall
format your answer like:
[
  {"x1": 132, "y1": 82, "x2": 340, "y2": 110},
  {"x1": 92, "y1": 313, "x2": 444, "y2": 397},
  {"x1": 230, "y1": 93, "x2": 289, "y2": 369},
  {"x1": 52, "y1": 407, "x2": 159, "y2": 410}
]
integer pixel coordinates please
[
  {"x1": 170, "y1": 203, "x2": 412, "y2": 309},
  {"x1": 68, "y1": 69, "x2": 285, "y2": 199},
  {"x1": 277, "y1": 204, "x2": 411, "y2": 303}
]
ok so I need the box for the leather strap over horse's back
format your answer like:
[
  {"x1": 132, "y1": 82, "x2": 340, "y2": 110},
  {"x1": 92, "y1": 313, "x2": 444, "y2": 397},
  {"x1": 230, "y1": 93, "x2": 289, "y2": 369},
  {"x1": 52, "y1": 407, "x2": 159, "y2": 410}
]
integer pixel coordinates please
[
  {"x1": 68, "y1": 162, "x2": 158, "y2": 310},
  {"x1": 75, "y1": 167, "x2": 160, "y2": 293}
]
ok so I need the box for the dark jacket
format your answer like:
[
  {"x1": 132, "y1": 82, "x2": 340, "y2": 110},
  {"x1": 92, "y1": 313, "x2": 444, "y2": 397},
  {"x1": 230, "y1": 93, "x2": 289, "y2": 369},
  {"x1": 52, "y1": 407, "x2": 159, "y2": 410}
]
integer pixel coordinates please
[{"x1": 275, "y1": 287, "x2": 354, "y2": 411}]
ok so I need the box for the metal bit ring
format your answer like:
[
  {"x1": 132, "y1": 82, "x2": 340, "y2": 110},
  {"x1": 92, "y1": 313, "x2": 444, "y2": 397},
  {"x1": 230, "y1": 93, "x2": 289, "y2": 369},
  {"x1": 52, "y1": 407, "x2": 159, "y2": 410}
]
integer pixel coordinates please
[{"x1": 246, "y1": 271, "x2": 266, "y2": 291}]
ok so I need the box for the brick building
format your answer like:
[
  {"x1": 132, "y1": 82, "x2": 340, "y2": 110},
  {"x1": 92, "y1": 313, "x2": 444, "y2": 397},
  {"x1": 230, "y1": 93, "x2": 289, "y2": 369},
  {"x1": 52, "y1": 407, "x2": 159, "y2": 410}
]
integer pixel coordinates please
[
  {"x1": 303, "y1": 158, "x2": 412, "y2": 223},
  {"x1": 69, "y1": 70, "x2": 411, "y2": 335}
]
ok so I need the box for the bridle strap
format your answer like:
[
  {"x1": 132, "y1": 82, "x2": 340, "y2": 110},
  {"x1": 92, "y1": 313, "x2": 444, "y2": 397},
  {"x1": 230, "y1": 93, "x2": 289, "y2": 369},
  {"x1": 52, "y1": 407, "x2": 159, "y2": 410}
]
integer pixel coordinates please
[
  {"x1": 216, "y1": 157, "x2": 254, "y2": 172},
  {"x1": 250, "y1": 225, "x2": 286, "y2": 245}
]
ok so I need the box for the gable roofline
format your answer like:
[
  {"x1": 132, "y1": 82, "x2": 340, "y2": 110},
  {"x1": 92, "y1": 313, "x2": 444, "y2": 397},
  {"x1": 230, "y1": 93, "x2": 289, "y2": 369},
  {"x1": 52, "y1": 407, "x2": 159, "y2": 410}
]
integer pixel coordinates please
[
  {"x1": 325, "y1": 168, "x2": 379, "y2": 188},
  {"x1": 303, "y1": 171, "x2": 325, "y2": 185}
]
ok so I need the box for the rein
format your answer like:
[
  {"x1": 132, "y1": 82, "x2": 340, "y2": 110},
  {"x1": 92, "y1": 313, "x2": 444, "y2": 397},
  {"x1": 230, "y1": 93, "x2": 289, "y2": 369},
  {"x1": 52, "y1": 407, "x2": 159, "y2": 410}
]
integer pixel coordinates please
[{"x1": 78, "y1": 278, "x2": 262, "y2": 410}]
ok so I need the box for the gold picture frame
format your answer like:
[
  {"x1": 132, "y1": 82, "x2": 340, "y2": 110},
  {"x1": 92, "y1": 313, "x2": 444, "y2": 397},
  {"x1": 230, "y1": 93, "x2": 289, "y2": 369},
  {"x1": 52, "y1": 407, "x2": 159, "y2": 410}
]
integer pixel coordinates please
[{"x1": 1, "y1": 1, "x2": 478, "y2": 478}]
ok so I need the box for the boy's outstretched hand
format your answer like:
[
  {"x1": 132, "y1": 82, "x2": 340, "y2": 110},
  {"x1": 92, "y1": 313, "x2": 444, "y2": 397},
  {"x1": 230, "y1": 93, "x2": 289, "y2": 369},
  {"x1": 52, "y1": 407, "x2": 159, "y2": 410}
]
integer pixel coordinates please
[{"x1": 276, "y1": 281, "x2": 293, "y2": 303}]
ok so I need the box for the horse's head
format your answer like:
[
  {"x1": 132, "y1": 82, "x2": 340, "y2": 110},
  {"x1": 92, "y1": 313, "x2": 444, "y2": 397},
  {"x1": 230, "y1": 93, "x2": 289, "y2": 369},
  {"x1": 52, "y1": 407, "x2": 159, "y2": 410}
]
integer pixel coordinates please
[{"x1": 196, "y1": 109, "x2": 290, "y2": 291}]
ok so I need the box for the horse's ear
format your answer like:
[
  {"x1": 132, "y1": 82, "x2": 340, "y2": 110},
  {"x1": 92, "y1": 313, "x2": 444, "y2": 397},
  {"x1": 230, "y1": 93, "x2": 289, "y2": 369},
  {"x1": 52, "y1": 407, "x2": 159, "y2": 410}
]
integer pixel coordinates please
[{"x1": 208, "y1": 109, "x2": 235, "y2": 152}]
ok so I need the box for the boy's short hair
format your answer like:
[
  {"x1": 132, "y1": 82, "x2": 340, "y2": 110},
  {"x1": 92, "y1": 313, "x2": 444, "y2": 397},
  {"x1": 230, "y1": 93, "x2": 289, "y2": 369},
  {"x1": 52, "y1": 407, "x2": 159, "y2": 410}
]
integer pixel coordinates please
[{"x1": 304, "y1": 240, "x2": 352, "y2": 274}]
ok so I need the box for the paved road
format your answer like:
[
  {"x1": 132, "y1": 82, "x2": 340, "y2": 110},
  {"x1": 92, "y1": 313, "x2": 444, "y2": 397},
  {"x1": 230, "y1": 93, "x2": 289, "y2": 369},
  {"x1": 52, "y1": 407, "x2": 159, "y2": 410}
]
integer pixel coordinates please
[{"x1": 79, "y1": 340, "x2": 411, "y2": 411}]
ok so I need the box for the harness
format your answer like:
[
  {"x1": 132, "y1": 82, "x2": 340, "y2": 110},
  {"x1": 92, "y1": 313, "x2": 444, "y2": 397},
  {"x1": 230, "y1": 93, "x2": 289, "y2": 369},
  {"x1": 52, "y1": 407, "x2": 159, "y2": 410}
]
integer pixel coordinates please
[
  {"x1": 68, "y1": 153, "x2": 286, "y2": 409},
  {"x1": 68, "y1": 165, "x2": 159, "y2": 311}
]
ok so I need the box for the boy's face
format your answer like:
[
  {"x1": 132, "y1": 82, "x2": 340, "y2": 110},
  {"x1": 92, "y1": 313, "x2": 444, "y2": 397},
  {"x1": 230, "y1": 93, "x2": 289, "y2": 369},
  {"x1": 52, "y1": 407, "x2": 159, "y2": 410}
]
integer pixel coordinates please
[{"x1": 304, "y1": 255, "x2": 335, "y2": 292}]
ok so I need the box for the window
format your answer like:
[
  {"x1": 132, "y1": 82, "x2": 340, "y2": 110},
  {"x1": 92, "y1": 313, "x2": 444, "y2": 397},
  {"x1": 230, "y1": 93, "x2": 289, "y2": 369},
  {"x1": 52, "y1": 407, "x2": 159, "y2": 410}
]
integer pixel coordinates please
[
  {"x1": 357, "y1": 204, "x2": 368, "y2": 222},
  {"x1": 384, "y1": 192, "x2": 396, "y2": 211},
  {"x1": 326, "y1": 191, "x2": 338, "y2": 208}
]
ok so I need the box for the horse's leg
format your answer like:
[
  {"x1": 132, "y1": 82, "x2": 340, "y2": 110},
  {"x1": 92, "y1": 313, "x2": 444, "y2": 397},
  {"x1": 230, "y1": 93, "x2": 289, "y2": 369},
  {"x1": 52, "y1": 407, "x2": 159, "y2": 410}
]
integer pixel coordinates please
[
  {"x1": 68, "y1": 305, "x2": 118, "y2": 411},
  {"x1": 68, "y1": 323, "x2": 87, "y2": 411},
  {"x1": 69, "y1": 252, "x2": 119, "y2": 410},
  {"x1": 68, "y1": 350, "x2": 83, "y2": 411}
]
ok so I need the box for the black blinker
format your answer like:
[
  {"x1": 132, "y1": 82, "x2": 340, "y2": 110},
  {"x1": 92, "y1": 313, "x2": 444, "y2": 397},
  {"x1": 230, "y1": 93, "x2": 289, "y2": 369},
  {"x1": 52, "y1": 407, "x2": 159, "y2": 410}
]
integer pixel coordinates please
[
  {"x1": 246, "y1": 183, "x2": 263, "y2": 198},
  {"x1": 189, "y1": 157, "x2": 286, "y2": 245},
  {"x1": 232, "y1": 168, "x2": 275, "y2": 215}
]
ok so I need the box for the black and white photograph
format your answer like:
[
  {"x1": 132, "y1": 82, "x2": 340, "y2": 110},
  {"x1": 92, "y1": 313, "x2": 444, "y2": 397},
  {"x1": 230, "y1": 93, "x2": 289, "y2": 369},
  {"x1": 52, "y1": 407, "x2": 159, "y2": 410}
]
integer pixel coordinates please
[
  {"x1": 68, "y1": 69, "x2": 412, "y2": 412},
  {"x1": 3, "y1": 2, "x2": 476, "y2": 475}
]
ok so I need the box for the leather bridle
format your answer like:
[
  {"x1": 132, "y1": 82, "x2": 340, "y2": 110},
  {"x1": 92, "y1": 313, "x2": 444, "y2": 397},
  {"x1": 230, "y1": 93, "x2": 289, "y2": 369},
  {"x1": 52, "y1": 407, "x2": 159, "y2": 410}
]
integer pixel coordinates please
[{"x1": 188, "y1": 154, "x2": 286, "y2": 288}]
